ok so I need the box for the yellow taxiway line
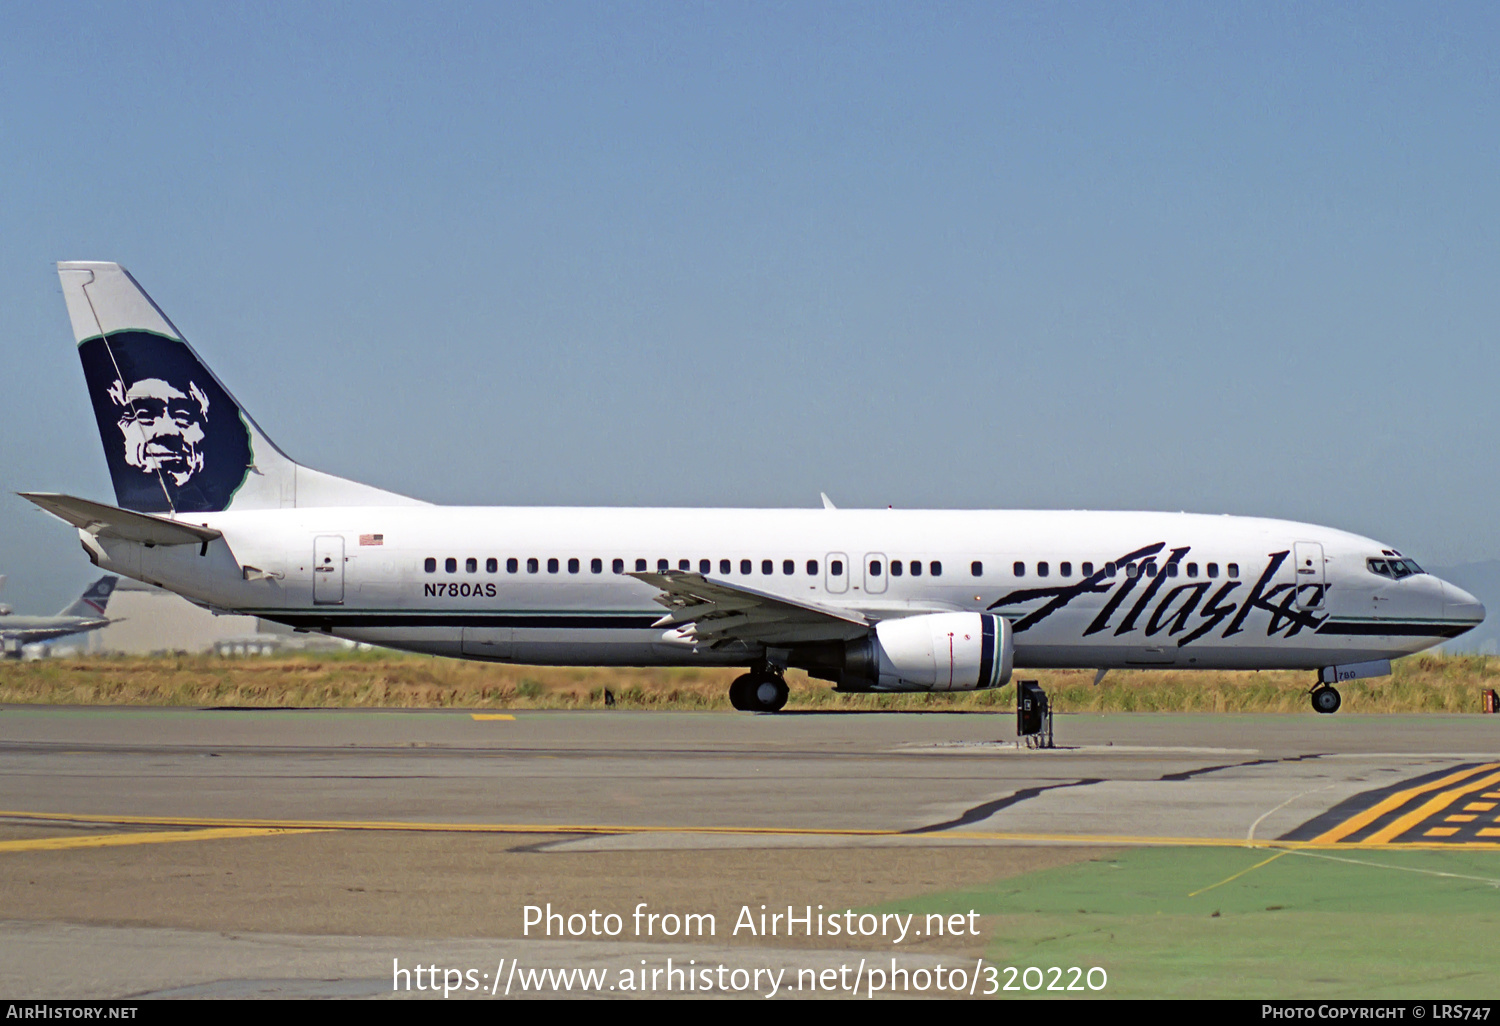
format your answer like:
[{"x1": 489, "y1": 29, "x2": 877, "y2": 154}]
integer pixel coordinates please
[
  {"x1": 0, "y1": 809, "x2": 895, "y2": 838},
  {"x1": 1187, "y1": 850, "x2": 1289, "y2": 897},
  {"x1": 470, "y1": 714, "x2": 515, "y2": 721},
  {"x1": 0, "y1": 827, "x2": 321, "y2": 854},
  {"x1": 3, "y1": 810, "x2": 1500, "y2": 852}
]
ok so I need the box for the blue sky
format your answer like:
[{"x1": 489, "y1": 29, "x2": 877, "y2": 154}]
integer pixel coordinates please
[{"x1": 2, "y1": 2, "x2": 1498, "y2": 612}]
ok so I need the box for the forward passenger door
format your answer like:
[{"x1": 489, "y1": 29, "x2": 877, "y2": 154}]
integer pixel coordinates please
[{"x1": 1293, "y1": 541, "x2": 1326, "y2": 610}]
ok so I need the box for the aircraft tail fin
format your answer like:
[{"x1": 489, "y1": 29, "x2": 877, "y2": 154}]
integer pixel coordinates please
[
  {"x1": 56, "y1": 262, "x2": 426, "y2": 514},
  {"x1": 59, "y1": 576, "x2": 118, "y2": 618}
]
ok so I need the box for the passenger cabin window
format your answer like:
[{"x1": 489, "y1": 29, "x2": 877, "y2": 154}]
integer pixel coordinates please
[
  {"x1": 1014, "y1": 561, "x2": 1025, "y2": 577},
  {"x1": 891, "y1": 561, "x2": 903, "y2": 577},
  {"x1": 762, "y1": 560, "x2": 773, "y2": 575},
  {"x1": 783, "y1": 560, "x2": 794, "y2": 575},
  {"x1": 527, "y1": 558, "x2": 539, "y2": 573},
  {"x1": 1104, "y1": 562, "x2": 1116, "y2": 577},
  {"x1": 930, "y1": 561, "x2": 941, "y2": 577},
  {"x1": 612, "y1": 558, "x2": 624, "y2": 574},
  {"x1": 1186, "y1": 562, "x2": 1198, "y2": 578},
  {"x1": 657, "y1": 559, "x2": 669, "y2": 572},
  {"x1": 1037, "y1": 561, "x2": 1049, "y2": 578},
  {"x1": 1228, "y1": 563, "x2": 1239, "y2": 579},
  {"x1": 720, "y1": 559, "x2": 731, "y2": 574},
  {"x1": 700, "y1": 559, "x2": 711, "y2": 573},
  {"x1": 1126, "y1": 563, "x2": 1139, "y2": 579},
  {"x1": 635, "y1": 558, "x2": 647, "y2": 572},
  {"x1": 679, "y1": 559, "x2": 690, "y2": 571},
  {"x1": 548, "y1": 558, "x2": 559, "y2": 574},
  {"x1": 486, "y1": 558, "x2": 498, "y2": 573},
  {"x1": 1144, "y1": 561, "x2": 1157, "y2": 577},
  {"x1": 445, "y1": 558, "x2": 457, "y2": 573},
  {"x1": 591, "y1": 558, "x2": 602, "y2": 574},
  {"x1": 831, "y1": 560, "x2": 844, "y2": 576},
  {"x1": 1060, "y1": 562, "x2": 1072, "y2": 577},
  {"x1": 424, "y1": 558, "x2": 436, "y2": 573},
  {"x1": 568, "y1": 558, "x2": 580, "y2": 574},
  {"x1": 869, "y1": 560, "x2": 882, "y2": 576},
  {"x1": 1166, "y1": 563, "x2": 1178, "y2": 577},
  {"x1": 807, "y1": 559, "x2": 818, "y2": 575},
  {"x1": 910, "y1": 560, "x2": 921, "y2": 577},
  {"x1": 507, "y1": 557, "x2": 519, "y2": 573},
  {"x1": 971, "y1": 561, "x2": 983, "y2": 577},
  {"x1": 1207, "y1": 563, "x2": 1219, "y2": 578},
  {"x1": 741, "y1": 559, "x2": 752, "y2": 575},
  {"x1": 1082, "y1": 561, "x2": 1094, "y2": 577},
  {"x1": 466, "y1": 557, "x2": 477, "y2": 573}
]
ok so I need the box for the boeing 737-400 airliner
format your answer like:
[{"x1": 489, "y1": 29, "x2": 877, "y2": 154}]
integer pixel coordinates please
[{"x1": 21, "y1": 263, "x2": 1485, "y2": 712}]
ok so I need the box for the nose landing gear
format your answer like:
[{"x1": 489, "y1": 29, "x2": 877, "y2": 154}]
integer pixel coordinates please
[
  {"x1": 1310, "y1": 684, "x2": 1342, "y2": 714},
  {"x1": 728, "y1": 669, "x2": 789, "y2": 712}
]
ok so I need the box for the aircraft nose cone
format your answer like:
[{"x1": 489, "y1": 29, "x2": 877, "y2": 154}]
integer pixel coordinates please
[{"x1": 1442, "y1": 581, "x2": 1486, "y2": 625}]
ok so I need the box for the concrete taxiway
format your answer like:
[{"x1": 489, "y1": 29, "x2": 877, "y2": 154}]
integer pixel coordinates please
[{"x1": 1, "y1": 706, "x2": 1497, "y2": 997}]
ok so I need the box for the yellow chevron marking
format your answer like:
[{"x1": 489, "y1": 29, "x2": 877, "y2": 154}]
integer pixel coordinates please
[
  {"x1": 1364, "y1": 768, "x2": 1500, "y2": 845},
  {"x1": 1311, "y1": 763, "x2": 1500, "y2": 844}
]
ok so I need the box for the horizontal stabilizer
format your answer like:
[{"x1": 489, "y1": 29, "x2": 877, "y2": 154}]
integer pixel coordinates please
[{"x1": 19, "y1": 492, "x2": 222, "y2": 546}]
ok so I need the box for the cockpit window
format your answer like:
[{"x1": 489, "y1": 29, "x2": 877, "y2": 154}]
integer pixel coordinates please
[{"x1": 1368, "y1": 557, "x2": 1424, "y2": 580}]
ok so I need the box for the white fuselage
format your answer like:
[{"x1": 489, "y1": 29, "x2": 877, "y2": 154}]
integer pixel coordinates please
[{"x1": 86, "y1": 506, "x2": 1482, "y2": 678}]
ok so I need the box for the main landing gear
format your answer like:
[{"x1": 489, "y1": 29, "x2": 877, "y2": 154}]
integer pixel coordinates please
[
  {"x1": 729, "y1": 669, "x2": 789, "y2": 713},
  {"x1": 1310, "y1": 683, "x2": 1342, "y2": 715}
]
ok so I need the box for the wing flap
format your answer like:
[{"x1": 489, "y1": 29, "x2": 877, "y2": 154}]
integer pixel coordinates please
[
  {"x1": 19, "y1": 492, "x2": 222, "y2": 546},
  {"x1": 631, "y1": 570, "x2": 871, "y2": 646}
]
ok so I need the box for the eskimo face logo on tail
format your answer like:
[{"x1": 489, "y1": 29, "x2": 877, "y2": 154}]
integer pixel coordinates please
[
  {"x1": 108, "y1": 376, "x2": 209, "y2": 486},
  {"x1": 78, "y1": 331, "x2": 252, "y2": 513}
]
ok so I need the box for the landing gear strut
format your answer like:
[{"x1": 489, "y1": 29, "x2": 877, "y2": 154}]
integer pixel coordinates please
[
  {"x1": 729, "y1": 669, "x2": 789, "y2": 713},
  {"x1": 1310, "y1": 684, "x2": 1342, "y2": 715}
]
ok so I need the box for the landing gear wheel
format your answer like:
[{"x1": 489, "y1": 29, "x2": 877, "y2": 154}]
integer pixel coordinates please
[
  {"x1": 728, "y1": 673, "x2": 756, "y2": 711},
  {"x1": 728, "y1": 672, "x2": 789, "y2": 712},
  {"x1": 751, "y1": 675, "x2": 789, "y2": 713},
  {"x1": 1311, "y1": 685, "x2": 1342, "y2": 715}
]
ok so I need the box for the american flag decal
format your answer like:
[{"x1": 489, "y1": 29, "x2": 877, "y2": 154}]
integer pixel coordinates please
[{"x1": 360, "y1": 533, "x2": 384, "y2": 546}]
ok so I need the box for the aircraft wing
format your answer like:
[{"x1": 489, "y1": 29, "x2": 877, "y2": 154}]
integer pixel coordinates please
[
  {"x1": 0, "y1": 620, "x2": 110, "y2": 645},
  {"x1": 630, "y1": 570, "x2": 871, "y2": 646},
  {"x1": 19, "y1": 493, "x2": 222, "y2": 546}
]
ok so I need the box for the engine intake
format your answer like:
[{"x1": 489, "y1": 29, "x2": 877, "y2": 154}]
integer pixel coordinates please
[{"x1": 843, "y1": 612, "x2": 1012, "y2": 692}]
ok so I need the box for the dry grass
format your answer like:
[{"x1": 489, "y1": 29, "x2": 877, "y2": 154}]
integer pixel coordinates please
[{"x1": 0, "y1": 651, "x2": 1497, "y2": 713}]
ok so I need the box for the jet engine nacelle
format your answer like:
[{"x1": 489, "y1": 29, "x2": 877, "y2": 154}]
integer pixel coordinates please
[{"x1": 843, "y1": 612, "x2": 1013, "y2": 692}]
